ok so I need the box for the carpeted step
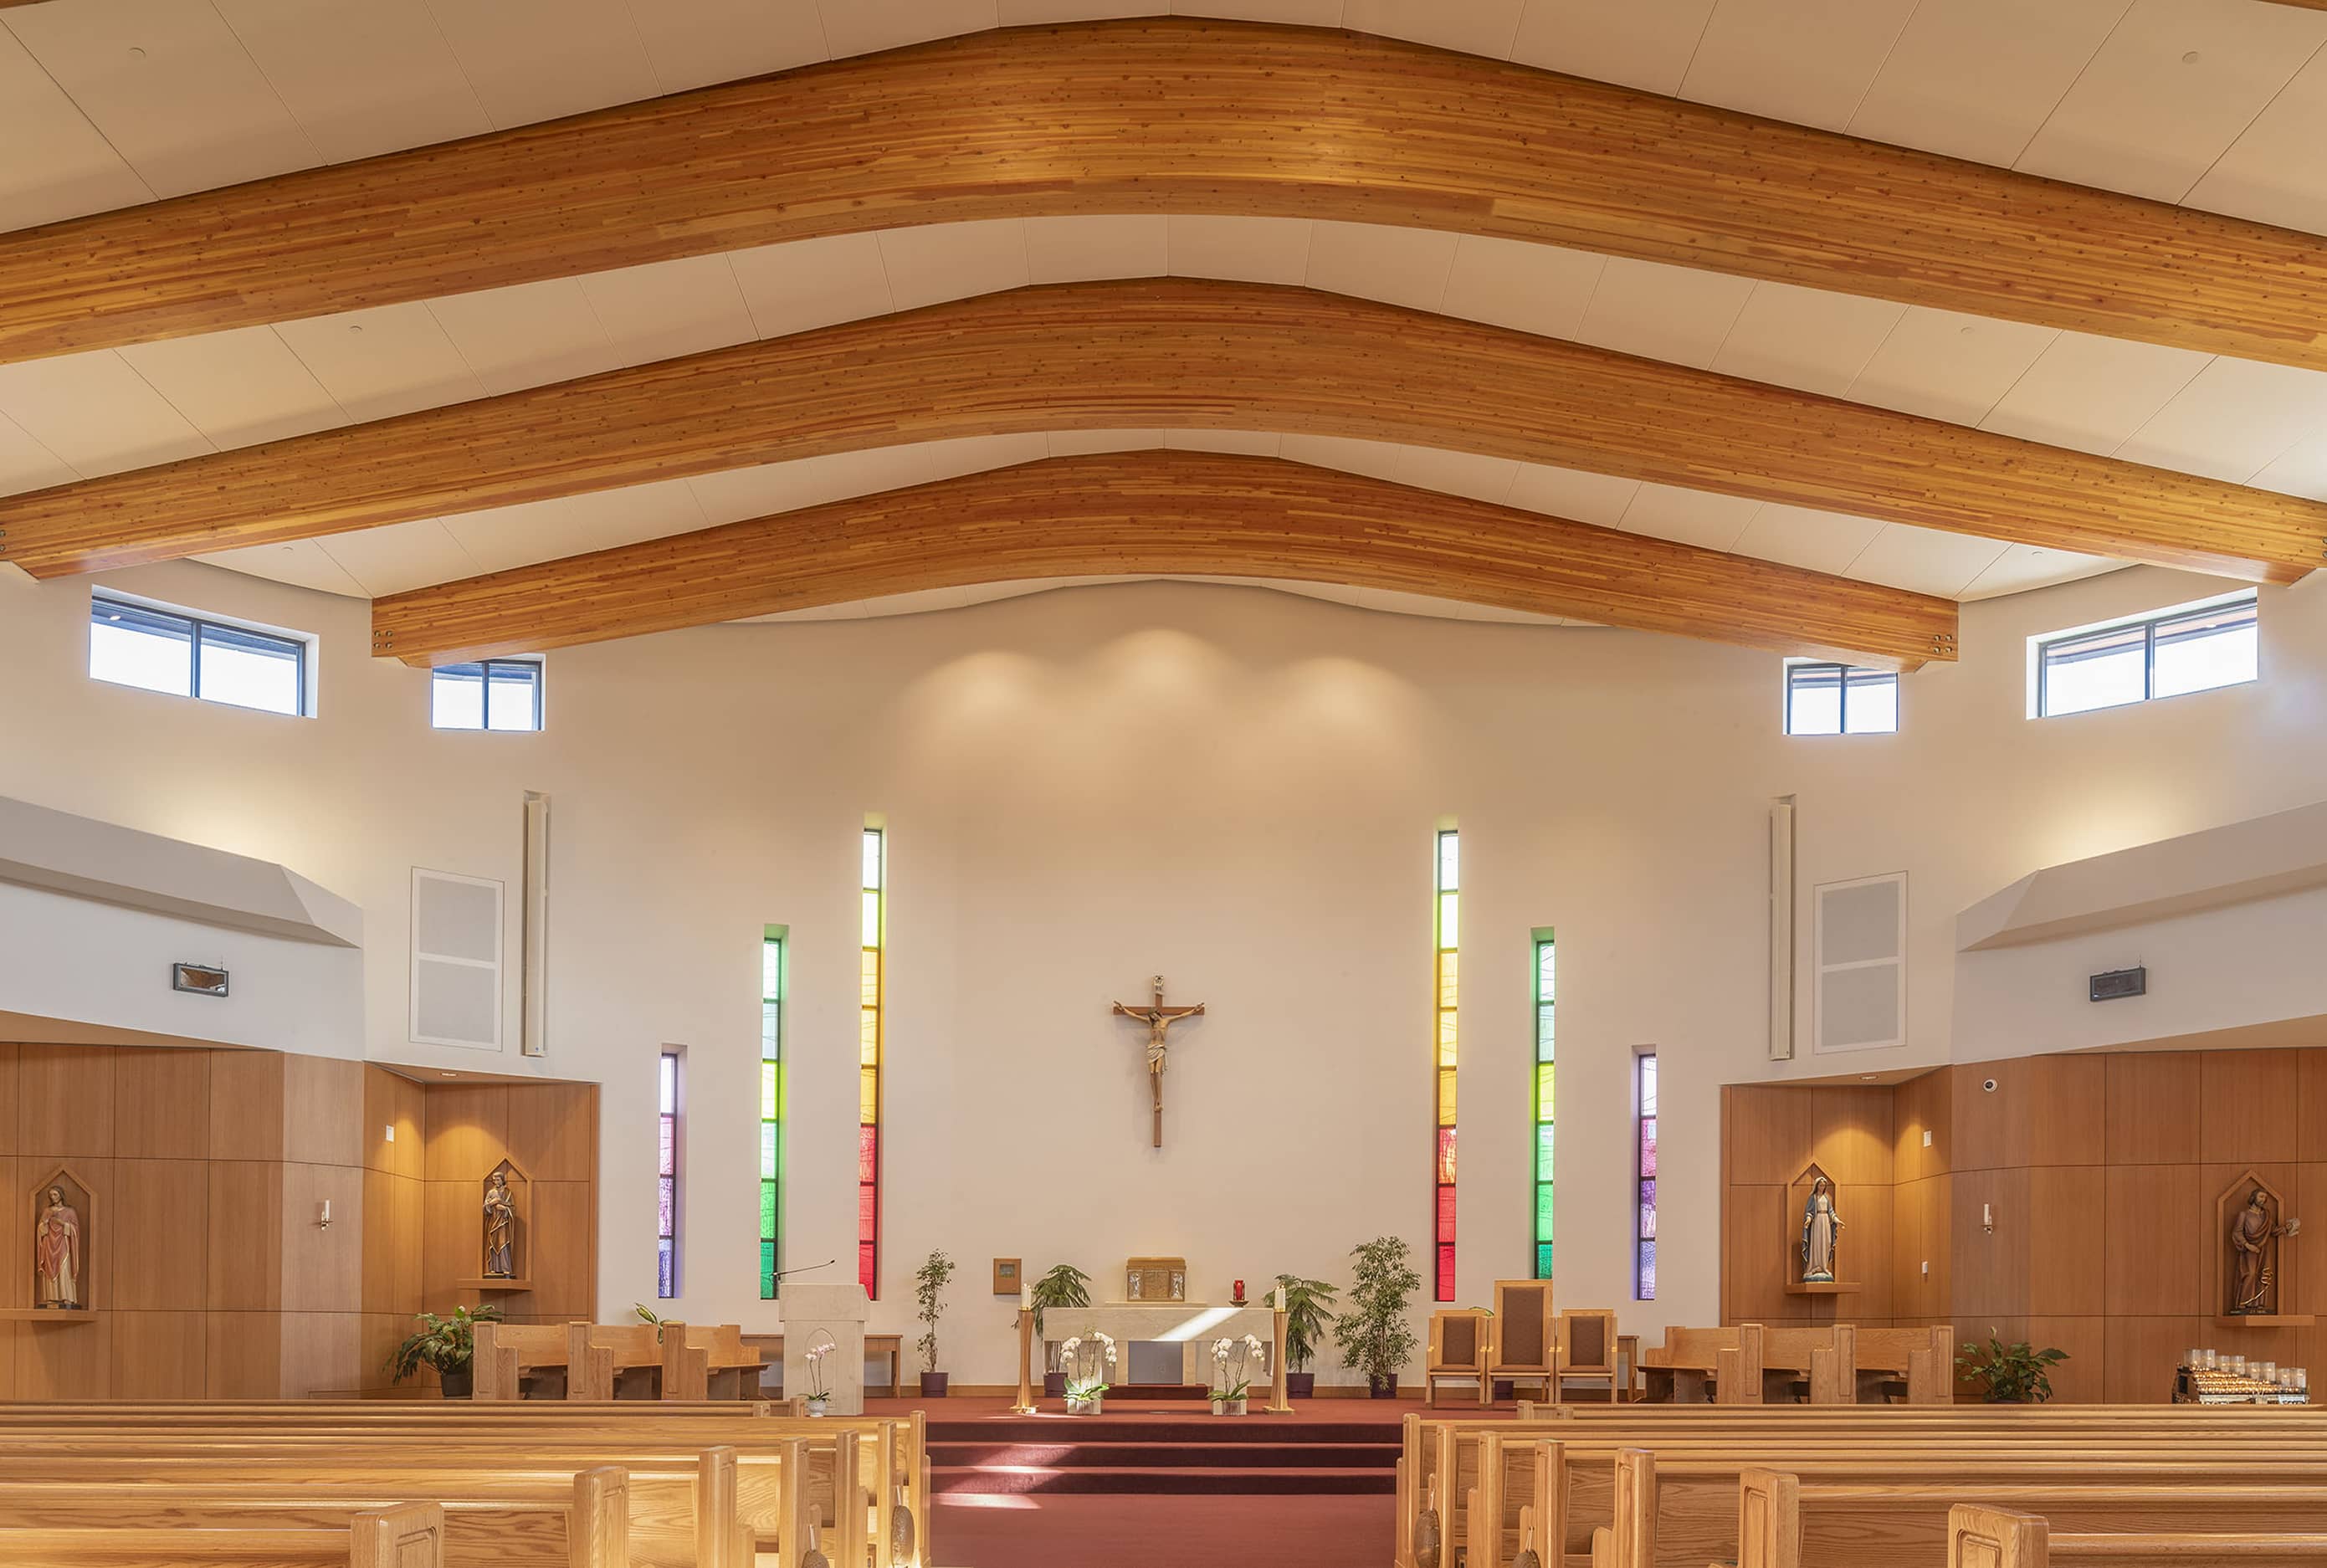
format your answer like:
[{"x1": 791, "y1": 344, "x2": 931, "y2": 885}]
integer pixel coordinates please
[
  {"x1": 929, "y1": 1440, "x2": 1395, "y2": 1470},
  {"x1": 925, "y1": 1418, "x2": 1404, "y2": 1448},
  {"x1": 930, "y1": 1464, "x2": 1399, "y2": 1496}
]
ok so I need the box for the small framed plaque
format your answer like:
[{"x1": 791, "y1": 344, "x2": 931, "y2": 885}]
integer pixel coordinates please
[
  {"x1": 172, "y1": 962, "x2": 228, "y2": 997},
  {"x1": 992, "y1": 1258, "x2": 1021, "y2": 1295}
]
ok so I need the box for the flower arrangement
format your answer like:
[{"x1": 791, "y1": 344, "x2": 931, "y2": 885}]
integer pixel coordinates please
[
  {"x1": 802, "y1": 1338, "x2": 837, "y2": 1412},
  {"x1": 1210, "y1": 1333, "x2": 1267, "y2": 1415},
  {"x1": 1057, "y1": 1331, "x2": 1117, "y2": 1414}
]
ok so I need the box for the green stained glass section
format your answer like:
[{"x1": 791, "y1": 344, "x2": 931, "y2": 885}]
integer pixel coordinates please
[
  {"x1": 1535, "y1": 1063, "x2": 1555, "y2": 1120},
  {"x1": 1535, "y1": 1003, "x2": 1555, "y2": 1060},
  {"x1": 761, "y1": 1121, "x2": 777, "y2": 1181},
  {"x1": 1535, "y1": 1243, "x2": 1554, "y2": 1277},
  {"x1": 1535, "y1": 1121, "x2": 1554, "y2": 1175},
  {"x1": 1535, "y1": 1181, "x2": 1555, "y2": 1236},
  {"x1": 761, "y1": 930, "x2": 787, "y2": 1296},
  {"x1": 760, "y1": 1241, "x2": 776, "y2": 1299}
]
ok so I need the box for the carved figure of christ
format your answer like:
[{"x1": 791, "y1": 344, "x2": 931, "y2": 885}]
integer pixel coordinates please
[{"x1": 1111, "y1": 974, "x2": 1207, "y2": 1148}]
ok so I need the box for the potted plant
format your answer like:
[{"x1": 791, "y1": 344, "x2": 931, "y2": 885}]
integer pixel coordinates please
[
  {"x1": 1271, "y1": 1273, "x2": 1339, "y2": 1399},
  {"x1": 1030, "y1": 1263, "x2": 1092, "y2": 1398},
  {"x1": 1958, "y1": 1337, "x2": 2067, "y2": 1403},
  {"x1": 1058, "y1": 1332, "x2": 1115, "y2": 1414},
  {"x1": 801, "y1": 1338, "x2": 836, "y2": 1416},
  {"x1": 1332, "y1": 1235, "x2": 1421, "y2": 1399},
  {"x1": 385, "y1": 1304, "x2": 503, "y2": 1398},
  {"x1": 1209, "y1": 1333, "x2": 1266, "y2": 1416},
  {"x1": 915, "y1": 1248, "x2": 956, "y2": 1397}
]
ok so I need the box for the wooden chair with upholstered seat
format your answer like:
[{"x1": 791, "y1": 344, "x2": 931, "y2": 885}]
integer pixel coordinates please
[
  {"x1": 1425, "y1": 1309, "x2": 1493, "y2": 1407},
  {"x1": 1486, "y1": 1278, "x2": 1556, "y2": 1403},
  {"x1": 1553, "y1": 1308, "x2": 1620, "y2": 1404}
]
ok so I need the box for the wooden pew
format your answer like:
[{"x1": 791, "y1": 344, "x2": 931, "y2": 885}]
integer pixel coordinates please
[
  {"x1": 472, "y1": 1323, "x2": 571, "y2": 1401},
  {"x1": 0, "y1": 1504, "x2": 443, "y2": 1568},
  {"x1": 1949, "y1": 1504, "x2": 2327, "y2": 1568}
]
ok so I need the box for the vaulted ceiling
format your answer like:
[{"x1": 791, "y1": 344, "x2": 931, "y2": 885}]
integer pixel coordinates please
[{"x1": 5, "y1": 0, "x2": 2327, "y2": 667}]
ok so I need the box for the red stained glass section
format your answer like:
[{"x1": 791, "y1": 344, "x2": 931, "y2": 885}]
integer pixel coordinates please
[{"x1": 1436, "y1": 1244, "x2": 1456, "y2": 1302}]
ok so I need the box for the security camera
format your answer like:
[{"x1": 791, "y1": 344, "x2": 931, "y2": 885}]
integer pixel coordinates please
[{"x1": 1981, "y1": 1078, "x2": 1998, "y2": 1093}]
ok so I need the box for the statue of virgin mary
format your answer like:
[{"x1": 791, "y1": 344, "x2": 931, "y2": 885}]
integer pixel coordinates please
[{"x1": 1800, "y1": 1176, "x2": 1842, "y2": 1284}]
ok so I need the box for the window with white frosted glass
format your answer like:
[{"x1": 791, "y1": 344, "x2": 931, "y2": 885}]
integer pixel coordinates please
[
  {"x1": 89, "y1": 592, "x2": 309, "y2": 716},
  {"x1": 1784, "y1": 662, "x2": 1897, "y2": 735},
  {"x1": 2034, "y1": 592, "x2": 2257, "y2": 719},
  {"x1": 432, "y1": 658, "x2": 544, "y2": 731}
]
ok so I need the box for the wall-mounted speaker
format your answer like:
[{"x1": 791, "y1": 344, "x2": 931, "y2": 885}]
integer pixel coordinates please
[{"x1": 2089, "y1": 966, "x2": 2146, "y2": 1002}]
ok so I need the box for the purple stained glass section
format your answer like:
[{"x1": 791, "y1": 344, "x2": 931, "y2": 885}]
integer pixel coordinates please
[
  {"x1": 659, "y1": 1115, "x2": 674, "y2": 1177},
  {"x1": 658, "y1": 1176, "x2": 674, "y2": 1237},
  {"x1": 658, "y1": 1239, "x2": 674, "y2": 1296},
  {"x1": 1638, "y1": 1179, "x2": 1657, "y2": 1237},
  {"x1": 1635, "y1": 1239, "x2": 1656, "y2": 1301}
]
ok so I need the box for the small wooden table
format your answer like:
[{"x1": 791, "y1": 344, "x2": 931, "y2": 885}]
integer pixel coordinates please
[{"x1": 742, "y1": 1333, "x2": 907, "y2": 1398}]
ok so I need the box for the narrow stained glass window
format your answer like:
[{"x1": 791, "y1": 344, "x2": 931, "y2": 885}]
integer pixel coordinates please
[
  {"x1": 1635, "y1": 1050, "x2": 1658, "y2": 1301},
  {"x1": 759, "y1": 927, "x2": 786, "y2": 1299},
  {"x1": 658, "y1": 1048, "x2": 681, "y2": 1299},
  {"x1": 1433, "y1": 827, "x2": 1458, "y2": 1302},
  {"x1": 1532, "y1": 929, "x2": 1555, "y2": 1280},
  {"x1": 859, "y1": 827, "x2": 884, "y2": 1300}
]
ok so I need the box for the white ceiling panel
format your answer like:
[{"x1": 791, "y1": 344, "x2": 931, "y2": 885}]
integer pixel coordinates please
[
  {"x1": 728, "y1": 233, "x2": 898, "y2": 336},
  {"x1": 1709, "y1": 282, "x2": 1904, "y2": 397},
  {"x1": 684, "y1": 454, "x2": 852, "y2": 525},
  {"x1": 0, "y1": 412, "x2": 77, "y2": 498},
  {"x1": 314, "y1": 519, "x2": 480, "y2": 597},
  {"x1": 2013, "y1": 0, "x2": 2327, "y2": 203},
  {"x1": 1845, "y1": 0, "x2": 2128, "y2": 168},
  {"x1": 877, "y1": 220, "x2": 1031, "y2": 310},
  {"x1": 213, "y1": 0, "x2": 492, "y2": 165},
  {"x1": 1845, "y1": 523, "x2": 2007, "y2": 598},
  {"x1": 1025, "y1": 214, "x2": 1171, "y2": 284},
  {"x1": 0, "y1": 30, "x2": 151, "y2": 234},
  {"x1": 117, "y1": 325, "x2": 346, "y2": 450},
  {"x1": 1166, "y1": 216, "x2": 1313, "y2": 285},
  {"x1": 1507, "y1": 0, "x2": 1718, "y2": 96},
  {"x1": 578, "y1": 254, "x2": 758, "y2": 367},
  {"x1": 1976, "y1": 331, "x2": 2211, "y2": 456},
  {"x1": 1959, "y1": 543, "x2": 2119, "y2": 601},
  {"x1": 1504, "y1": 462, "x2": 1640, "y2": 526},
  {"x1": 421, "y1": 0, "x2": 660, "y2": 128},
  {"x1": 1170, "y1": 0, "x2": 1346, "y2": 23},
  {"x1": 1163, "y1": 428, "x2": 1283, "y2": 455},
  {"x1": 2114, "y1": 356, "x2": 2327, "y2": 484},
  {"x1": 1440, "y1": 235, "x2": 1606, "y2": 341},
  {"x1": 1278, "y1": 433, "x2": 1407, "y2": 480},
  {"x1": 818, "y1": 0, "x2": 1000, "y2": 58},
  {"x1": 1614, "y1": 482, "x2": 1761, "y2": 551},
  {"x1": 438, "y1": 479, "x2": 711, "y2": 572},
  {"x1": 272, "y1": 302, "x2": 489, "y2": 425},
  {"x1": 1678, "y1": 0, "x2": 1920, "y2": 132},
  {"x1": 1575, "y1": 257, "x2": 1754, "y2": 370},
  {"x1": 1727, "y1": 502, "x2": 1885, "y2": 576},
  {"x1": 2185, "y1": 44, "x2": 2327, "y2": 237},
  {"x1": 194, "y1": 538, "x2": 368, "y2": 598},
  {"x1": 426, "y1": 278, "x2": 623, "y2": 396},
  {"x1": 2248, "y1": 430, "x2": 2327, "y2": 503},
  {"x1": 0, "y1": 351, "x2": 211, "y2": 477},
  {"x1": 1340, "y1": 0, "x2": 1526, "y2": 58},
  {"x1": 1045, "y1": 428, "x2": 1171, "y2": 454},
  {"x1": 1304, "y1": 221, "x2": 1457, "y2": 312},
  {"x1": 7, "y1": 0, "x2": 319, "y2": 198},
  {"x1": 1389, "y1": 445, "x2": 1520, "y2": 503},
  {"x1": 1844, "y1": 306, "x2": 2058, "y2": 425},
  {"x1": 628, "y1": 0, "x2": 830, "y2": 95}
]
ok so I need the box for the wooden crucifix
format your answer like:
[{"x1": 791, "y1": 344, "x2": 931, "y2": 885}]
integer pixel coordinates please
[{"x1": 1111, "y1": 974, "x2": 1206, "y2": 1148}]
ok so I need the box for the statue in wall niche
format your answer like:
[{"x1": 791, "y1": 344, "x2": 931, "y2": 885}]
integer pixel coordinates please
[
  {"x1": 2228, "y1": 1184, "x2": 2299, "y2": 1315},
  {"x1": 483, "y1": 1170, "x2": 517, "y2": 1278},
  {"x1": 33, "y1": 1186, "x2": 82, "y2": 1309},
  {"x1": 1799, "y1": 1176, "x2": 1843, "y2": 1284}
]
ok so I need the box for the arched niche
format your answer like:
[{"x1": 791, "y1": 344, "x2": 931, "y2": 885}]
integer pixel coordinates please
[{"x1": 29, "y1": 1165, "x2": 95, "y2": 1314}]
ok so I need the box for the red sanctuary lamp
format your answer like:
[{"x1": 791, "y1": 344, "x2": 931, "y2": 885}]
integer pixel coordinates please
[{"x1": 1232, "y1": 1279, "x2": 1246, "y2": 1304}]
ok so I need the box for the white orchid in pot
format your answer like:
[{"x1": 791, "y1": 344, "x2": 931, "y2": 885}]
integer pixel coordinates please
[
  {"x1": 1209, "y1": 1333, "x2": 1267, "y2": 1416},
  {"x1": 801, "y1": 1333, "x2": 838, "y2": 1416},
  {"x1": 1058, "y1": 1331, "x2": 1116, "y2": 1415}
]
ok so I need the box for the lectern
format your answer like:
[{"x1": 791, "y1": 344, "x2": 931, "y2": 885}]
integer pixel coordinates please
[{"x1": 779, "y1": 1281, "x2": 871, "y2": 1414}]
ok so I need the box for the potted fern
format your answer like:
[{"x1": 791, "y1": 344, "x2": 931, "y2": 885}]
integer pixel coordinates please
[
  {"x1": 1958, "y1": 1337, "x2": 2067, "y2": 1403},
  {"x1": 1030, "y1": 1262, "x2": 1092, "y2": 1397},
  {"x1": 915, "y1": 1249, "x2": 956, "y2": 1397},
  {"x1": 1333, "y1": 1236, "x2": 1421, "y2": 1398},
  {"x1": 1271, "y1": 1272, "x2": 1339, "y2": 1398},
  {"x1": 385, "y1": 1304, "x2": 503, "y2": 1398}
]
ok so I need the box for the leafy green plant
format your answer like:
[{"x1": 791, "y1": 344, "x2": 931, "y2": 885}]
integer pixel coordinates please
[
  {"x1": 1029, "y1": 1263, "x2": 1091, "y2": 1340},
  {"x1": 1332, "y1": 1236, "x2": 1422, "y2": 1386},
  {"x1": 384, "y1": 1304, "x2": 504, "y2": 1383},
  {"x1": 1958, "y1": 1337, "x2": 2067, "y2": 1403},
  {"x1": 1272, "y1": 1272, "x2": 1340, "y2": 1373},
  {"x1": 915, "y1": 1249, "x2": 956, "y2": 1372}
]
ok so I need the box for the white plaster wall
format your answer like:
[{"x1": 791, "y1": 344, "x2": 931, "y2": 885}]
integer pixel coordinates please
[{"x1": 0, "y1": 559, "x2": 2323, "y2": 1384}]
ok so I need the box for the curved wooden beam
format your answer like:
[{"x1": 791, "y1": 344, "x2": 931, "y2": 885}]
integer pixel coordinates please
[
  {"x1": 367, "y1": 451, "x2": 1956, "y2": 669},
  {"x1": 7, "y1": 20, "x2": 2327, "y2": 369},
  {"x1": 3, "y1": 280, "x2": 2316, "y2": 584}
]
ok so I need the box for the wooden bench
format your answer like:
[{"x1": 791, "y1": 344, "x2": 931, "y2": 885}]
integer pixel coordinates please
[
  {"x1": 474, "y1": 1320, "x2": 765, "y2": 1401},
  {"x1": 1950, "y1": 1504, "x2": 2327, "y2": 1568},
  {"x1": 0, "y1": 1504, "x2": 443, "y2": 1568},
  {"x1": 740, "y1": 1333, "x2": 909, "y2": 1399}
]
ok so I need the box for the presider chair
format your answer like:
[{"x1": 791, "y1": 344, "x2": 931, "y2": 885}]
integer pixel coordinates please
[
  {"x1": 1486, "y1": 1278, "x2": 1556, "y2": 1403},
  {"x1": 1424, "y1": 1308, "x2": 1492, "y2": 1407},
  {"x1": 1553, "y1": 1308, "x2": 1620, "y2": 1404}
]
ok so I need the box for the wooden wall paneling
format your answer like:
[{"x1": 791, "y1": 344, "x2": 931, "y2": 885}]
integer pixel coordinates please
[
  {"x1": 110, "y1": 1309, "x2": 207, "y2": 1397},
  {"x1": 0, "y1": 1321, "x2": 17, "y2": 1397},
  {"x1": 2301, "y1": 1051, "x2": 2327, "y2": 1162},
  {"x1": 2021, "y1": 1317, "x2": 2105, "y2": 1405},
  {"x1": 1807, "y1": 1087, "x2": 1894, "y2": 1190},
  {"x1": 208, "y1": 1051, "x2": 286, "y2": 1161},
  {"x1": 423, "y1": 1084, "x2": 509, "y2": 1181},
  {"x1": 10, "y1": 282, "x2": 2321, "y2": 585},
  {"x1": 1723, "y1": 1186, "x2": 1799, "y2": 1323},
  {"x1": 418, "y1": 1181, "x2": 479, "y2": 1314},
  {"x1": 279, "y1": 1310, "x2": 361, "y2": 1396},
  {"x1": 2104, "y1": 1053, "x2": 2201, "y2": 1166},
  {"x1": 506, "y1": 1081, "x2": 596, "y2": 1182},
  {"x1": 1891, "y1": 1174, "x2": 1952, "y2": 1325},
  {"x1": 284, "y1": 1054, "x2": 366, "y2": 1167},
  {"x1": 1845, "y1": 1181, "x2": 1896, "y2": 1320},
  {"x1": 1950, "y1": 1166, "x2": 2031, "y2": 1319},
  {"x1": 206, "y1": 1161, "x2": 285, "y2": 1311},
  {"x1": 1893, "y1": 1068, "x2": 1950, "y2": 1184},
  {"x1": 364, "y1": 1067, "x2": 427, "y2": 1180},
  {"x1": 205, "y1": 1310, "x2": 283, "y2": 1397},
  {"x1": 2298, "y1": 1163, "x2": 2327, "y2": 1325},
  {"x1": 361, "y1": 1169, "x2": 424, "y2": 1315},
  {"x1": 16, "y1": 1314, "x2": 111, "y2": 1397},
  {"x1": 2022, "y1": 1055, "x2": 2105, "y2": 1168},
  {"x1": 2103, "y1": 1316, "x2": 2207, "y2": 1404},
  {"x1": 111, "y1": 1156, "x2": 208, "y2": 1310},
  {"x1": 0, "y1": 1153, "x2": 22, "y2": 1310},
  {"x1": 2101, "y1": 1165, "x2": 2206, "y2": 1316},
  {"x1": 11, "y1": 21, "x2": 2327, "y2": 376},
  {"x1": 17, "y1": 1043, "x2": 115, "y2": 1156},
  {"x1": 2199, "y1": 1049, "x2": 2304, "y2": 1163},
  {"x1": 1723, "y1": 1086, "x2": 1814, "y2": 1187},
  {"x1": 111, "y1": 1047, "x2": 213, "y2": 1161},
  {"x1": 0, "y1": 1043, "x2": 18, "y2": 1156},
  {"x1": 280, "y1": 1161, "x2": 366, "y2": 1313},
  {"x1": 2024, "y1": 1166, "x2": 2104, "y2": 1318},
  {"x1": 527, "y1": 1181, "x2": 597, "y2": 1320}
]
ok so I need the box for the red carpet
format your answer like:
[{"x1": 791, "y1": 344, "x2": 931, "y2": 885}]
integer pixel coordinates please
[{"x1": 931, "y1": 1492, "x2": 1396, "y2": 1568}]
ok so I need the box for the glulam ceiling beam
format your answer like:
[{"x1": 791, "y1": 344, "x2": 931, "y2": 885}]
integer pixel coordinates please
[
  {"x1": 368, "y1": 450, "x2": 1958, "y2": 670},
  {"x1": 4, "y1": 280, "x2": 2318, "y2": 584},
  {"x1": 8, "y1": 20, "x2": 2327, "y2": 370}
]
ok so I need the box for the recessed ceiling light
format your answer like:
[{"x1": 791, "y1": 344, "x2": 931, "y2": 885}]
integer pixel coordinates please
[
  {"x1": 1860, "y1": 1074, "x2": 1881, "y2": 1081},
  {"x1": 439, "y1": 1070, "x2": 459, "y2": 1078}
]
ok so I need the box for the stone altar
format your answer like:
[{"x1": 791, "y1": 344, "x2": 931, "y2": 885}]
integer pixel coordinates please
[
  {"x1": 1040, "y1": 1303, "x2": 1277, "y2": 1386},
  {"x1": 778, "y1": 1281, "x2": 870, "y2": 1414}
]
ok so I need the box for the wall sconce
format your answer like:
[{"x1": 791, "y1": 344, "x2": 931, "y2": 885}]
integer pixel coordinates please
[
  {"x1": 318, "y1": 1198, "x2": 333, "y2": 1229},
  {"x1": 1982, "y1": 1202, "x2": 1994, "y2": 1234}
]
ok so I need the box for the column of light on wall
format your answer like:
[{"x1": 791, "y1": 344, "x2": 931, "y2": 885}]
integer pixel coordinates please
[
  {"x1": 658, "y1": 1048, "x2": 681, "y2": 1298},
  {"x1": 859, "y1": 827, "x2": 885, "y2": 1300},
  {"x1": 759, "y1": 925, "x2": 787, "y2": 1300},
  {"x1": 1433, "y1": 828, "x2": 1458, "y2": 1304},
  {"x1": 1532, "y1": 929, "x2": 1555, "y2": 1281}
]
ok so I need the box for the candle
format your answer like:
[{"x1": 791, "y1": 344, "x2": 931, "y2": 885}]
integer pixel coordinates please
[
  {"x1": 1274, "y1": 1284, "x2": 1286, "y2": 1312},
  {"x1": 1019, "y1": 1284, "x2": 1032, "y2": 1312}
]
